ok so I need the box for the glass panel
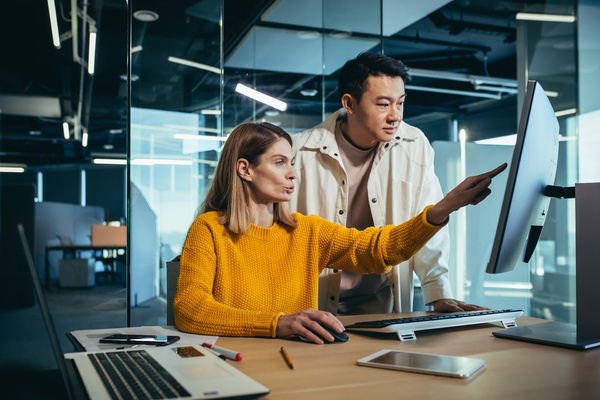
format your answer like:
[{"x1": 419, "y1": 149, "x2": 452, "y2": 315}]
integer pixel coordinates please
[{"x1": 129, "y1": 1, "x2": 222, "y2": 325}]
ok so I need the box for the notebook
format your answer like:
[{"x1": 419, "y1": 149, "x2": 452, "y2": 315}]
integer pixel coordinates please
[{"x1": 17, "y1": 224, "x2": 270, "y2": 400}]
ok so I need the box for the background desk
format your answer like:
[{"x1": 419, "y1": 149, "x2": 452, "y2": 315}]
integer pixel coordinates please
[
  {"x1": 212, "y1": 315, "x2": 599, "y2": 400},
  {"x1": 45, "y1": 245, "x2": 126, "y2": 287}
]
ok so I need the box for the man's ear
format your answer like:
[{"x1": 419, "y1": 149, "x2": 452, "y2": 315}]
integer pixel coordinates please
[
  {"x1": 341, "y1": 94, "x2": 355, "y2": 114},
  {"x1": 237, "y1": 158, "x2": 252, "y2": 182}
]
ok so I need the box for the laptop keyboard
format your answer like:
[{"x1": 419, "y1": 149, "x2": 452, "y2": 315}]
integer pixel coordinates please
[{"x1": 88, "y1": 350, "x2": 191, "y2": 400}]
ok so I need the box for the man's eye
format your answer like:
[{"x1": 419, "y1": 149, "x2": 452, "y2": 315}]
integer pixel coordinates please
[{"x1": 378, "y1": 103, "x2": 389, "y2": 107}]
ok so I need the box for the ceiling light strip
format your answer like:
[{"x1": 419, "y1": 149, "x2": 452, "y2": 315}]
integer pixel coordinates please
[
  {"x1": 88, "y1": 31, "x2": 97, "y2": 75},
  {"x1": 516, "y1": 13, "x2": 576, "y2": 23},
  {"x1": 46, "y1": 0, "x2": 61, "y2": 48},
  {"x1": 408, "y1": 68, "x2": 517, "y2": 88},
  {"x1": 406, "y1": 85, "x2": 502, "y2": 100},
  {"x1": 235, "y1": 83, "x2": 287, "y2": 111},
  {"x1": 168, "y1": 56, "x2": 221, "y2": 74}
]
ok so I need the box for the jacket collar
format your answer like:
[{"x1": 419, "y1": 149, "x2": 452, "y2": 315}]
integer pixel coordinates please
[{"x1": 301, "y1": 109, "x2": 419, "y2": 152}]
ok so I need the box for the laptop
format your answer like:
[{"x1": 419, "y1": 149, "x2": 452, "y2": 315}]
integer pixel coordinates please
[{"x1": 17, "y1": 224, "x2": 270, "y2": 400}]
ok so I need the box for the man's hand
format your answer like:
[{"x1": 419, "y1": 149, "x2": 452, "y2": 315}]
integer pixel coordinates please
[
  {"x1": 276, "y1": 308, "x2": 345, "y2": 344},
  {"x1": 432, "y1": 299, "x2": 491, "y2": 313}
]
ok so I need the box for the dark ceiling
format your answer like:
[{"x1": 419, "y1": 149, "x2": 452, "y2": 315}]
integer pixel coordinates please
[{"x1": 0, "y1": 0, "x2": 569, "y2": 168}]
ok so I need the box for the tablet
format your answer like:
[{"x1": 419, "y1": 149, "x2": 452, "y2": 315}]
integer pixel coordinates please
[{"x1": 357, "y1": 350, "x2": 485, "y2": 379}]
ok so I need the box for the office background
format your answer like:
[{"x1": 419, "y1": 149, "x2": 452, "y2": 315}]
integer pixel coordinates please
[{"x1": 1, "y1": 0, "x2": 599, "y2": 368}]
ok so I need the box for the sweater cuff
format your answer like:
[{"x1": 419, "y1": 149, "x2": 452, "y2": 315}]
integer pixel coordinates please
[
  {"x1": 252, "y1": 312, "x2": 283, "y2": 338},
  {"x1": 422, "y1": 205, "x2": 449, "y2": 227}
]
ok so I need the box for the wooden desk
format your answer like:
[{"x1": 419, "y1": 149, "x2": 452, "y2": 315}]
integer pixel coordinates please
[{"x1": 211, "y1": 316, "x2": 600, "y2": 400}]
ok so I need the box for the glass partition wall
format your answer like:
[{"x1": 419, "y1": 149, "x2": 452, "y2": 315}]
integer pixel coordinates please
[{"x1": 128, "y1": 0, "x2": 584, "y2": 326}]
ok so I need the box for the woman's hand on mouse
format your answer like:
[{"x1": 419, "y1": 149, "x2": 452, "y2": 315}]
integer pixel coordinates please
[{"x1": 276, "y1": 308, "x2": 345, "y2": 344}]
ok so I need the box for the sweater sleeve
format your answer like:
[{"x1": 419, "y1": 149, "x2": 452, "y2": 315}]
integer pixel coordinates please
[
  {"x1": 173, "y1": 217, "x2": 283, "y2": 338},
  {"x1": 317, "y1": 206, "x2": 445, "y2": 274}
]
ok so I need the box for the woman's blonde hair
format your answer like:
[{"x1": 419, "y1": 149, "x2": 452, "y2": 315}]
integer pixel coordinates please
[{"x1": 201, "y1": 122, "x2": 298, "y2": 234}]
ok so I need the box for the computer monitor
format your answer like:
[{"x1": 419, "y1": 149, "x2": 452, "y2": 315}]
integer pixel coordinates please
[
  {"x1": 486, "y1": 80, "x2": 559, "y2": 274},
  {"x1": 488, "y1": 80, "x2": 600, "y2": 350}
]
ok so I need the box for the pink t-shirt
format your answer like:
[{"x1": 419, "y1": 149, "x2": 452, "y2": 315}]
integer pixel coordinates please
[{"x1": 335, "y1": 118, "x2": 393, "y2": 314}]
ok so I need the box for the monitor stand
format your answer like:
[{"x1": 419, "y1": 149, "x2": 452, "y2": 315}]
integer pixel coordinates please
[{"x1": 493, "y1": 182, "x2": 600, "y2": 351}]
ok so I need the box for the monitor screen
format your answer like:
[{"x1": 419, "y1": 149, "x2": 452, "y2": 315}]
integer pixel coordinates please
[{"x1": 486, "y1": 80, "x2": 560, "y2": 274}]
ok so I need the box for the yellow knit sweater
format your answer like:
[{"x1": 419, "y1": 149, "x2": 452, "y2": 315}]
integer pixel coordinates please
[{"x1": 174, "y1": 207, "x2": 444, "y2": 338}]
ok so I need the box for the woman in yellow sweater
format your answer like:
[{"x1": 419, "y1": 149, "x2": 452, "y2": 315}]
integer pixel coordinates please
[{"x1": 174, "y1": 122, "x2": 506, "y2": 344}]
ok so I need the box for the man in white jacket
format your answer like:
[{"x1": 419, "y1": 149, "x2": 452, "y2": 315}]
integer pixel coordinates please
[{"x1": 290, "y1": 52, "x2": 485, "y2": 314}]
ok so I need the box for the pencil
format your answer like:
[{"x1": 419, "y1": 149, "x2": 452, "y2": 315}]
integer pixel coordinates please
[{"x1": 280, "y1": 346, "x2": 294, "y2": 370}]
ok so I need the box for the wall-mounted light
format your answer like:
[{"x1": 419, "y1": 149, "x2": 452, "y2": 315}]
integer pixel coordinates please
[
  {"x1": 516, "y1": 13, "x2": 576, "y2": 23},
  {"x1": 235, "y1": 83, "x2": 287, "y2": 112},
  {"x1": 46, "y1": 0, "x2": 61, "y2": 48}
]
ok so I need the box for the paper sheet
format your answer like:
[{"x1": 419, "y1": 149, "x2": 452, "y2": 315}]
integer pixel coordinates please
[{"x1": 70, "y1": 325, "x2": 218, "y2": 352}]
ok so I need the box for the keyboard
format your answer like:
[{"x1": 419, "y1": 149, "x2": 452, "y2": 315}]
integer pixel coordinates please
[
  {"x1": 344, "y1": 309, "x2": 524, "y2": 341},
  {"x1": 88, "y1": 349, "x2": 191, "y2": 400}
]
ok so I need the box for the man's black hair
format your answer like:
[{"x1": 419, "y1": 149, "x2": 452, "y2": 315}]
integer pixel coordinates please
[{"x1": 338, "y1": 52, "x2": 411, "y2": 102}]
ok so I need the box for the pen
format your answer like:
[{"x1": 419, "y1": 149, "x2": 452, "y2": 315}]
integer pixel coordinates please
[
  {"x1": 280, "y1": 347, "x2": 294, "y2": 370},
  {"x1": 202, "y1": 342, "x2": 243, "y2": 361}
]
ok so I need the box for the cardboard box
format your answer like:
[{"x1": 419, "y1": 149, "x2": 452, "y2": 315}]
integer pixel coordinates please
[
  {"x1": 91, "y1": 225, "x2": 126, "y2": 247},
  {"x1": 59, "y1": 259, "x2": 95, "y2": 288}
]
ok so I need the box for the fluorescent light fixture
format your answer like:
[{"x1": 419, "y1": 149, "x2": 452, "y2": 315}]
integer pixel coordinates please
[
  {"x1": 475, "y1": 134, "x2": 517, "y2": 146},
  {"x1": 201, "y1": 109, "x2": 221, "y2": 115},
  {"x1": 93, "y1": 158, "x2": 126, "y2": 165},
  {"x1": 545, "y1": 90, "x2": 559, "y2": 98},
  {"x1": 474, "y1": 85, "x2": 518, "y2": 95},
  {"x1": 131, "y1": 159, "x2": 193, "y2": 166},
  {"x1": 555, "y1": 108, "x2": 577, "y2": 117},
  {"x1": 46, "y1": 0, "x2": 61, "y2": 48},
  {"x1": 63, "y1": 122, "x2": 70, "y2": 139},
  {"x1": 516, "y1": 13, "x2": 576, "y2": 23},
  {"x1": 167, "y1": 56, "x2": 221, "y2": 74},
  {"x1": 559, "y1": 134, "x2": 577, "y2": 142},
  {"x1": 37, "y1": 171, "x2": 43, "y2": 201},
  {"x1": 82, "y1": 128, "x2": 88, "y2": 147},
  {"x1": 80, "y1": 170, "x2": 86, "y2": 206},
  {"x1": 88, "y1": 31, "x2": 97, "y2": 75},
  {"x1": 235, "y1": 83, "x2": 288, "y2": 111},
  {"x1": 174, "y1": 134, "x2": 228, "y2": 142},
  {"x1": 93, "y1": 157, "x2": 193, "y2": 166},
  {"x1": 131, "y1": 45, "x2": 143, "y2": 53},
  {"x1": 0, "y1": 165, "x2": 26, "y2": 173},
  {"x1": 406, "y1": 85, "x2": 501, "y2": 100}
]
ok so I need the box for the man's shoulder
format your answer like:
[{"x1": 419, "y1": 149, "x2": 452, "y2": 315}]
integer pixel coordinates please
[{"x1": 292, "y1": 110, "x2": 342, "y2": 151}]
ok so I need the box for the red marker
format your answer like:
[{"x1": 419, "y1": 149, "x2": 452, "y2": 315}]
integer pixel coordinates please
[{"x1": 202, "y1": 342, "x2": 243, "y2": 361}]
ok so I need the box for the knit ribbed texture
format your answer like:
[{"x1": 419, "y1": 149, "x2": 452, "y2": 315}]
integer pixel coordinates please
[{"x1": 173, "y1": 206, "x2": 444, "y2": 337}]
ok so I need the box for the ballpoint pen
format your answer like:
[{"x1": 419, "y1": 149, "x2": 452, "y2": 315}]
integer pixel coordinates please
[{"x1": 280, "y1": 347, "x2": 294, "y2": 370}]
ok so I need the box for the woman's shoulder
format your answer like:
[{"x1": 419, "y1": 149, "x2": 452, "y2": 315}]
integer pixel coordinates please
[
  {"x1": 291, "y1": 213, "x2": 334, "y2": 228},
  {"x1": 192, "y1": 211, "x2": 224, "y2": 230}
]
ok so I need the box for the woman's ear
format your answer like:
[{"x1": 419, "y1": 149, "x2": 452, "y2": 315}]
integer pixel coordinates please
[
  {"x1": 341, "y1": 93, "x2": 355, "y2": 114},
  {"x1": 236, "y1": 158, "x2": 252, "y2": 182}
]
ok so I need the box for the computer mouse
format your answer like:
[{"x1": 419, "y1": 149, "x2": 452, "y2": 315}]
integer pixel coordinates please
[{"x1": 299, "y1": 324, "x2": 349, "y2": 343}]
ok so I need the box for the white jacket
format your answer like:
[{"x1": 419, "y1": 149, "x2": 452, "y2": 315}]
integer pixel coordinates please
[{"x1": 290, "y1": 110, "x2": 453, "y2": 313}]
